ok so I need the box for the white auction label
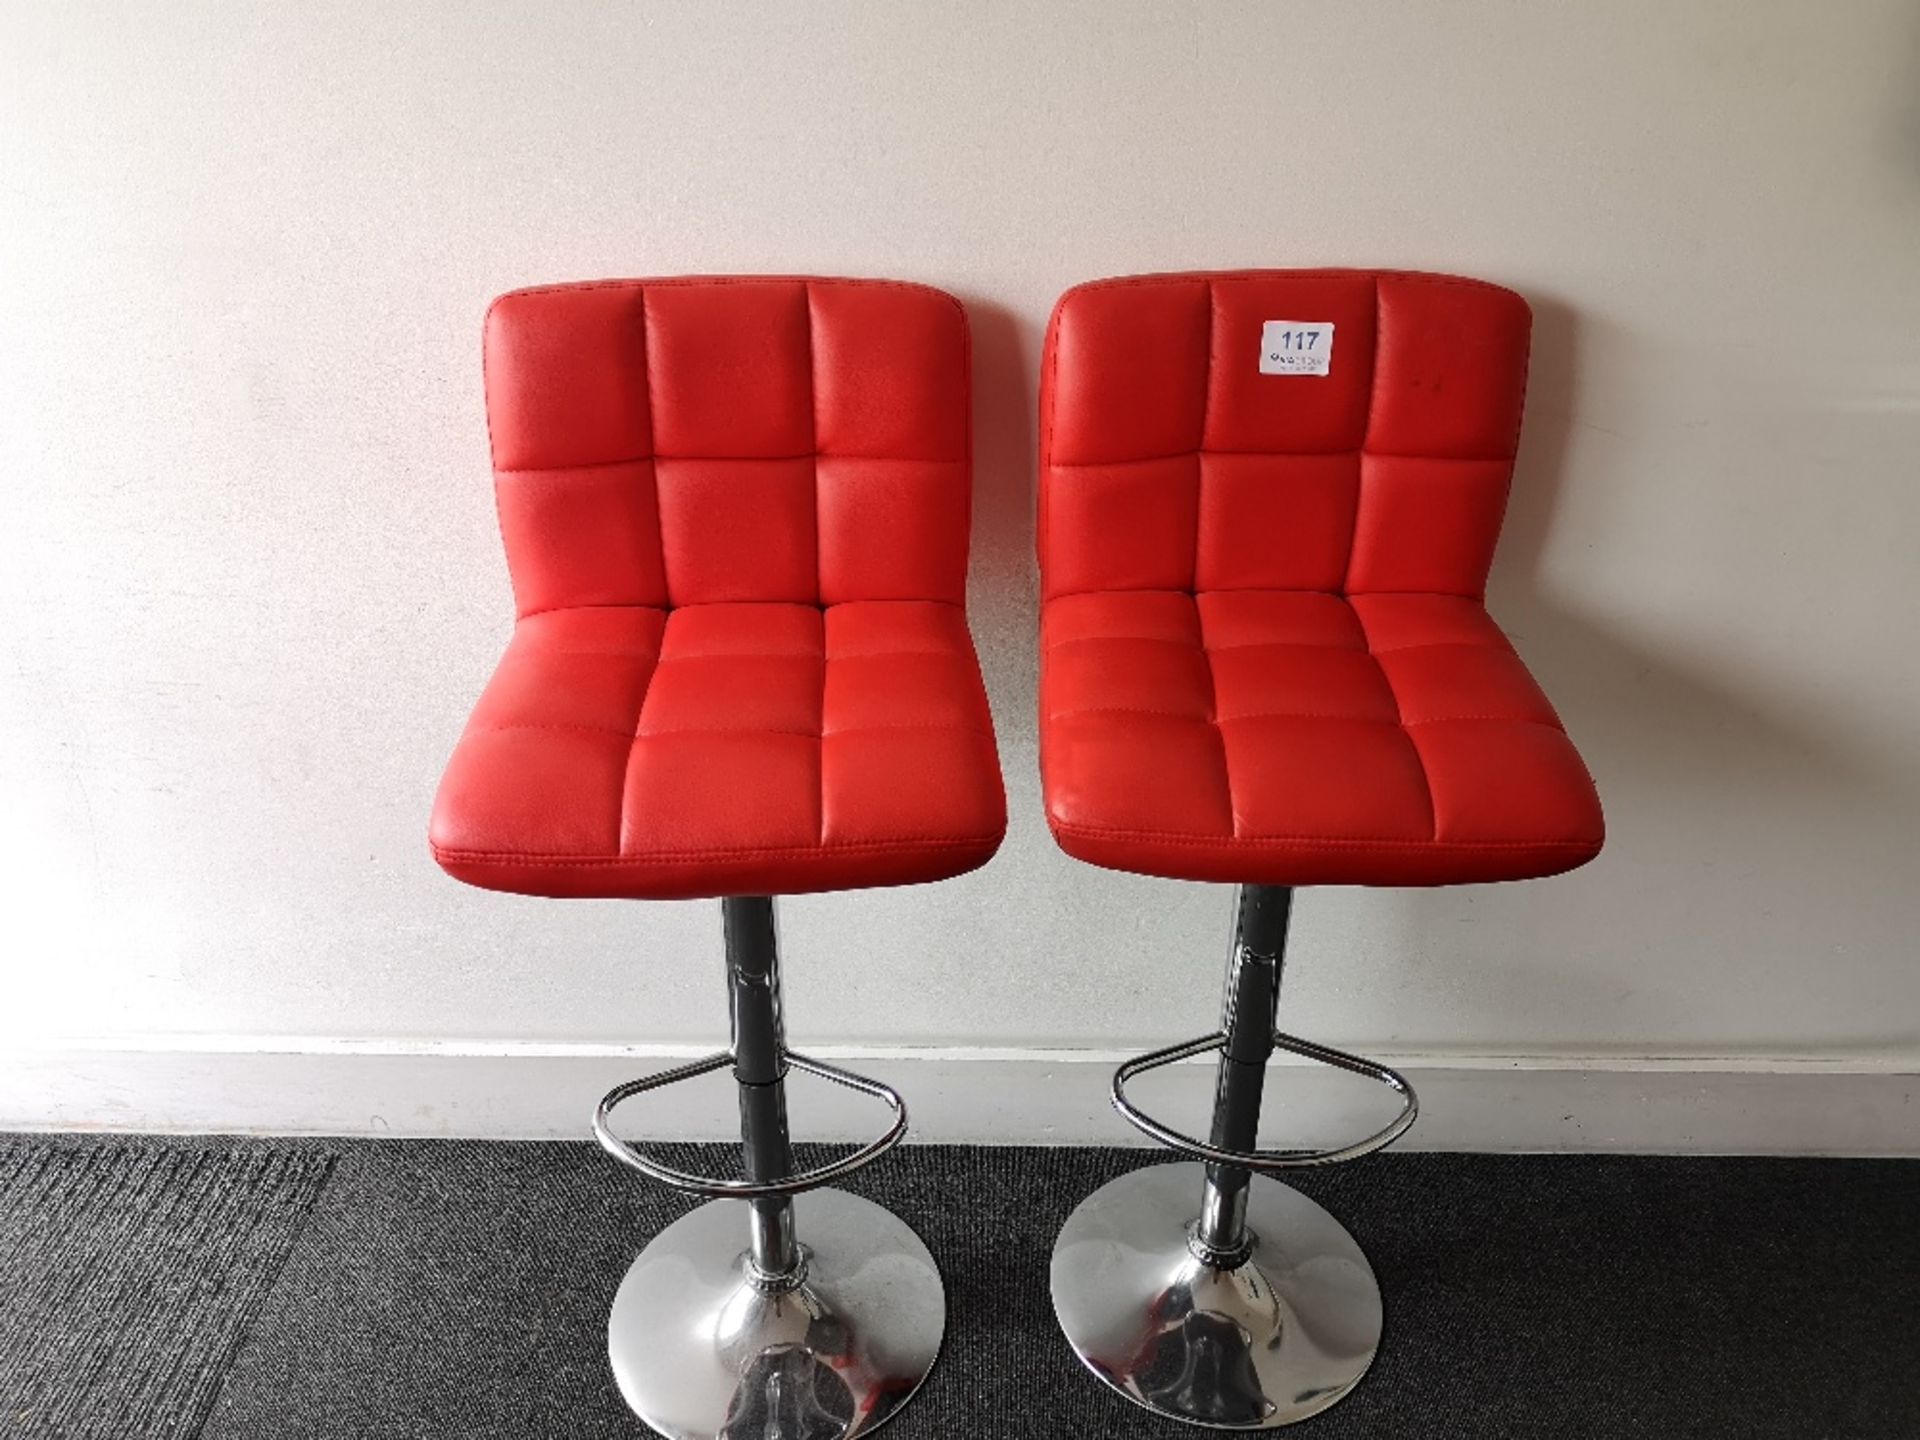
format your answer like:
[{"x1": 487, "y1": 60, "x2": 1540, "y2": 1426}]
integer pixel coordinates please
[{"x1": 1259, "y1": 320, "x2": 1334, "y2": 376}]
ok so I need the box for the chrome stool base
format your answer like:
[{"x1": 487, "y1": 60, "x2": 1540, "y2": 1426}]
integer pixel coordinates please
[
  {"x1": 597, "y1": 898, "x2": 943, "y2": 1440},
  {"x1": 609, "y1": 1186, "x2": 945, "y2": 1440},
  {"x1": 1050, "y1": 1162, "x2": 1381, "y2": 1430},
  {"x1": 1049, "y1": 886, "x2": 1414, "y2": 1429}
]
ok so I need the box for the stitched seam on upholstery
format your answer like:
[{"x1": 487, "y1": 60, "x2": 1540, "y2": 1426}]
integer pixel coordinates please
[
  {"x1": 821, "y1": 722, "x2": 996, "y2": 738},
  {"x1": 1341, "y1": 277, "x2": 1384, "y2": 596},
  {"x1": 650, "y1": 648, "x2": 947, "y2": 663},
  {"x1": 652, "y1": 727, "x2": 864, "y2": 740},
  {"x1": 1193, "y1": 594, "x2": 1238, "y2": 841},
  {"x1": 794, "y1": 451, "x2": 970, "y2": 465},
  {"x1": 1345, "y1": 450, "x2": 1516, "y2": 465},
  {"x1": 1202, "y1": 637, "x2": 1366, "y2": 654},
  {"x1": 1050, "y1": 705, "x2": 1398, "y2": 725},
  {"x1": 803, "y1": 284, "x2": 827, "y2": 847},
  {"x1": 1368, "y1": 638, "x2": 1514, "y2": 657},
  {"x1": 1049, "y1": 705, "x2": 1214, "y2": 722},
  {"x1": 475, "y1": 722, "x2": 656, "y2": 740},
  {"x1": 507, "y1": 650, "x2": 664, "y2": 663},
  {"x1": 1052, "y1": 635, "x2": 1367, "y2": 656},
  {"x1": 506, "y1": 651, "x2": 663, "y2": 663},
  {"x1": 1368, "y1": 621, "x2": 1439, "y2": 842},
  {"x1": 810, "y1": 614, "x2": 829, "y2": 843},
  {"x1": 639, "y1": 289, "x2": 668, "y2": 608},
  {"x1": 433, "y1": 835, "x2": 1002, "y2": 864},
  {"x1": 1044, "y1": 635, "x2": 1210, "y2": 653},
  {"x1": 495, "y1": 455, "x2": 654, "y2": 476},
  {"x1": 1218, "y1": 709, "x2": 1398, "y2": 725},
  {"x1": 1043, "y1": 585, "x2": 1197, "y2": 606},
  {"x1": 1049, "y1": 821, "x2": 1595, "y2": 851},
  {"x1": 512, "y1": 451, "x2": 961, "y2": 465},
  {"x1": 1044, "y1": 585, "x2": 1355, "y2": 610},
  {"x1": 652, "y1": 651, "x2": 824, "y2": 665},
  {"x1": 632, "y1": 452, "x2": 826, "y2": 465},
  {"x1": 802, "y1": 278, "x2": 817, "y2": 606},
  {"x1": 637, "y1": 598, "x2": 959, "y2": 616},
  {"x1": 1401, "y1": 716, "x2": 1565, "y2": 728},
  {"x1": 1189, "y1": 284, "x2": 1212, "y2": 593},
  {"x1": 1046, "y1": 637, "x2": 1365, "y2": 656},
  {"x1": 1049, "y1": 447, "x2": 1401, "y2": 469},
  {"x1": 1183, "y1": 584, "x2": 1344, "y2": 597},
  {"x1": 613, "y1": 647, "x2": 659, "y2": 857},
  {"x1": 817, "y1": 648, "x2": 957, "y2": 661},
  {"x1": 1481, "y1": 471, "x2": 1520, "y2": 606},
  {"x1": 640, "y1": 722, "x2": 993, "y2": 740},
  {"x1": 606, "y1": 295, "x2": 668, "y2": 857},
  {"x1": 1046, "y1": 626, "x2": 1499, "y2": 658},
  {"x1": 514, "y1": 601, "x2": 669, "y2": 622},
  {"x1": 1374, "y1": 648, "x2": 1436, "y2": 840}
]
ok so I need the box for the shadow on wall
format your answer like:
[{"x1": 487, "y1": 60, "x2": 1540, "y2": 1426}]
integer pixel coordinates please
[
  {"x1": 952, "y1": 291, "x2": 1041, "y2": 740},
  {"x1": 1897, "y1": 2, "x2": 1920, "y2": 179},
  {"x1": 1399, "y1": 296, "x2": 1920, "y2": 1060}
]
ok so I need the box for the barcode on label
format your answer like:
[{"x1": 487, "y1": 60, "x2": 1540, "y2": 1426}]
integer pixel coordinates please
[{"x1": 1259, "y1": 321, "x2": 1334, "y2": 377}]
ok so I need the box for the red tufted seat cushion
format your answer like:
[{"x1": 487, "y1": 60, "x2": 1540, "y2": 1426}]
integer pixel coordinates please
[
  {"x1": 431, "y1": 278, "x2": 1005, "y2": 900},
  {"x1": 1039, "y1": 271, "x2": 1603, "y2": 886}
]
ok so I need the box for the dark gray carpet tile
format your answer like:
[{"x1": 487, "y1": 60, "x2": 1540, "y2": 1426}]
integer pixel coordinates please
[
  {"x1": 191, "y1": 1141, "x2": 1920, "y2": 1440},
  {"x1": 1276, "y1": 1153, "x2": 1920, "y2": 1440},
  {"x1": 199, "y1": 1139, "x2": 645, "y2": 1440},
  {"x1": 0, "y1": 1137, "x2": 335, "y2": 1440}
]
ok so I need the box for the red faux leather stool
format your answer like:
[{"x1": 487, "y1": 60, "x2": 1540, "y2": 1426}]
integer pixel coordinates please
[
  {"x1": 430, "y1": 277, "x2": 1005, "y2": 1440},
  {"x1": 1039, "y1": 270, "x2": 1604, "y2": 1427}
]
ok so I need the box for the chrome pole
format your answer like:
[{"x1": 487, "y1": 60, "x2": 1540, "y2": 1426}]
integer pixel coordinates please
[
  {"x1": 1192, "y1": 884, "x2": 1291, "y2": 1262},
  {"x1": 722, "y1": 896, "x2": 801, "y2": 1282}
]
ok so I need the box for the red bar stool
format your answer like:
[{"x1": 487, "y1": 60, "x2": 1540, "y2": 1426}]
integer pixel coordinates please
[
  {"x1": 1038, "y1": 270, "x2": 1604, "y2": 1427},
  {"x1": 430, "y1": 277, "x2": 1006, "y2": 1440}
]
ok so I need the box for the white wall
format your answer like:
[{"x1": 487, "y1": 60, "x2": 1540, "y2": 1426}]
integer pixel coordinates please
[{"x1": 3, "y1": 1, "x2": 1917, "y2": 1151}]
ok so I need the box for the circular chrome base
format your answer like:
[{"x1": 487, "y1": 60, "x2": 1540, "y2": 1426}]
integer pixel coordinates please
[
  {"x1": 1050, "y1": 1163, "x2": 1382, "y2": 1429},
  {"x1": 608, "y1": 1187, "x2": 945, "y2": 1440}
]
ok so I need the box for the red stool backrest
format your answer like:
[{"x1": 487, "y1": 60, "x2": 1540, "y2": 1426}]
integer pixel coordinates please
[
  {"x1": 481, "y1": 277, "x2": 973, "y2": 617},
  {"x1": 1040, "y1": 270, "x2": 1530, "y2": 602}
]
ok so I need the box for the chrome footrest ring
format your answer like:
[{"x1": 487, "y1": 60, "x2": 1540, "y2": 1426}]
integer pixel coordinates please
[
  {"x1": 1112, "y1": 1028, "x2": 1418, "y2": 1169},
  {"x1": 592, "y1": 1049, "x2": 909, "y2": 1198}
]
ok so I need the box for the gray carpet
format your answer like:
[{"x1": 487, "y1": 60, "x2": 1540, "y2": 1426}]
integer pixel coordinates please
[
  {"x1": 0, "y1": 1139, "x2": 334, "y2": 1439},
  {"x1": 3, "y1": 1137, "x2": 1916, "y2": 1438}
]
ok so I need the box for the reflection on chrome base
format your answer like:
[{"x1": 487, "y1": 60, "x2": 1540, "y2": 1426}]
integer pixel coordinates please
[
  {"x1": 1050, "y1": 1163, "x2": 1382, "y2": 1429},
  {"x1": 608, "y1": 1187, "x2": 945, "y2": 1440}
]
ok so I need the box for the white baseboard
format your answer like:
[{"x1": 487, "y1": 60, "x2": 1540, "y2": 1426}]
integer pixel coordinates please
[{"x1": 2, "y1": 1038, "x2": 1916, "y2": 1156}]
